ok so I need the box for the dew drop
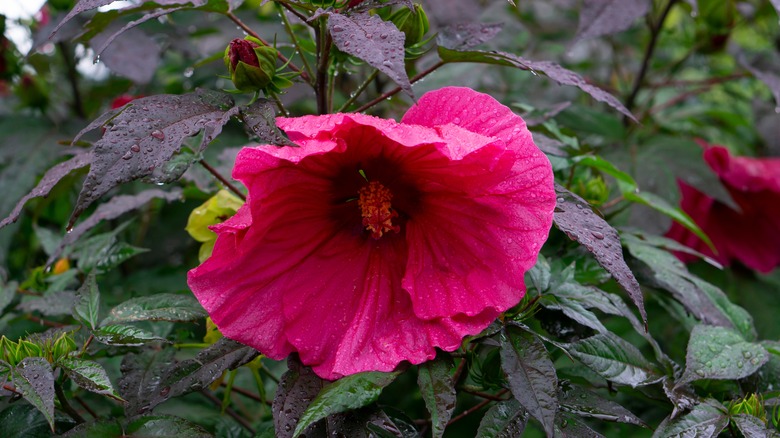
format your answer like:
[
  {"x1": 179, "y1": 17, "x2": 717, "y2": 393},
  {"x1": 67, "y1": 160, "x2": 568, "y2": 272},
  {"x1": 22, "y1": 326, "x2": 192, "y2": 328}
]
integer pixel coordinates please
[
  {"x1": 122, "y1": 151, "x2": 133, "y2": 160},
  {"x1": 591, "y1": 231, "x2": 604, "y2": 240},
  {"x1": 151, "y1": 130, "x2": 165, "y2": 140},
  {"x1": 130, "y1": 144, "x2": 141, "y2": 153}
]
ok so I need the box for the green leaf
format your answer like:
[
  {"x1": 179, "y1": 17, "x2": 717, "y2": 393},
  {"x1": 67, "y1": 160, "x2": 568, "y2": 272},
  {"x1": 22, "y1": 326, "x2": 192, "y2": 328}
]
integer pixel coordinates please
[
  {"x1": 102, "y1": 293, "x2": 206, "y2": 324},
  {"x1": 565, "y1": 332, "x2": 661, "y2": 387},
  {"x1": 623, "y1": 233, "x2": 756, "y2": 339},
  {"x1": 293, "y1": 371, "x2": 401, "y2": 437},
  {"x1": 475, "y1": 399, "x2": 528, "y2": 438},
  {"x1": 125, "y1": 415, "x2": 212, "y2": 437},
  {"x1": 73, "y1": 273, "x2": 99, "y2": 330},
  {"x1": 54, "y1": 419, "x2": 123, "y2": 437},
  {"x1": 500, "y1": 326, "x2": 558, "y2": 437},
  {"x1": 12, "y1": 357, "x2": 55, "y2": 431},
  {"x1": 58, "y1": 357, "x2": 122, "y2": 400},
  {"x1": 0, "y1": 403, "x2": 77, "y2": 437},
  {"x1": 652, "y1": 399, "x2": 728, "y2": 438},
  {"x1": 679, "y1": 325, "x2": 769, "y2": 386},
  {"x1": 557, "y1": 381, "x2": 646, "y2": 427},
  {"x1": 417, "y1": 356, "x2": 456, "y2": 438},
  {"x1": 92, "y1": 324, "x2": 167, "y2": 346}
]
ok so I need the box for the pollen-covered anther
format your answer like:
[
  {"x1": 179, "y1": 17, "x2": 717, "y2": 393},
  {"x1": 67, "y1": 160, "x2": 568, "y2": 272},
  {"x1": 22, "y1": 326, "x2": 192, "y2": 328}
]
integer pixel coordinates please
[{"x1": 357, "y1": 181, "x2": 400, "y2": 239}]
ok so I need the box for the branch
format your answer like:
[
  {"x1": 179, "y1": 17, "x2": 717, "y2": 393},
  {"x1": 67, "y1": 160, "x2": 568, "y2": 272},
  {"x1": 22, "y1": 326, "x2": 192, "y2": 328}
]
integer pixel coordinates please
[
  {"x1": 353, "y1": 60, "x2": 446, "y2": 113},
  {"x1": 199, "y1": 159, "x2": 246, "y2": 201},
  {"x1": 315, "y1": 18, "x2": 333, "y2": 115},
  {"x1": 624, "y1": 0, "x2": 679, "y2": 114}
]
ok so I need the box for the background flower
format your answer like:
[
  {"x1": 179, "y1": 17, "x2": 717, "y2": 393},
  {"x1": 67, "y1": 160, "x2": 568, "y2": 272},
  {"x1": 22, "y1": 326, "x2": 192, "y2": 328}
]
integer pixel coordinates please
[
  {"x1": 187, "y1": 87, "x2": 555, "y2": 379},
  {"x1": 666, "y1": 142, "x2": 780, "y2": 273}
]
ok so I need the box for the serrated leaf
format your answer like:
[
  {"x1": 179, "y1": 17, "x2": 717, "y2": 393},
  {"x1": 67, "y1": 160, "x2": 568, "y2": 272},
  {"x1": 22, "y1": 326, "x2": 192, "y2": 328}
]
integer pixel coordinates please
[
  {"x1": 623, "y1": 233, "x2": 755, "y2": 339},
  {"x1": 74, "y1": 273, "x2": 99, "y2": 330},
  {"x1": 573, "y1": 0, "x2": 651, "y2": 44},
  {"x1": 557, "y1": 381, "x2": 646, "y2": 426},
  {"x1": 733, "y1": 414, "x2": 780, "y2": 438},
  {"x1": 59, "y1": 357, "x2": 122, "y2": 400},
  {"x1": 437, "y1": 47, "x2": 635, "y2": 120},
  {"x1": 68, "y1": 90, "x2": 238, "y2": 225},
  {"x1": 17, "y1": 291, "x2": 79, "y2": 316},
  {"x1": 565, "y1": 332, "x2": 661, "y2": 387},
  {"x1": 118, "y1": 348, "x2": 176, "y2": 416},
  {"x1": 293, "y1": 371, "x2": 401, "y2": 437},
  {"x1": 476, "y1": 399, "x2": 528, "y2": 438},
  {"x1": 13, "y1": 357, "x2": 55, "y2": 431},
  {"x1": 240, "y1": 99, "x2": 297, "y2": 147},
  {"x1": 122, "y1": 339, "x2": 258, "y2": 416},
  {"x1": 102, "y1": 293, "x2": 206, "y2": 325},
  {"x1": 125, "y1": 415, "x2": 212, "y2": 437},
  {"x1": 553, "y1": 184, "x2": 647, "y2": 324},
  {"x1": 50, "y1": 188, "x2": 182, "y2": 266},
  {"x1": 652, "y1": 399, "x2": 728, "y2": 438},
  {"x1": 93, "y1": 324, "x2": 167, "y2": 346},
  {"x1": 500, "y1": 326, "x2": 558, "y2": 437},
  {"x1": 0, "y1": 152, "x2": 91, "y2": 230},
  {"x1": 678, "y1": 325, "x2": 768, "y2": 386},
  {"x1": 437, "y1": 22, "x2": 504, "y2": 50},
  {"x1": 417, "y1": 356, "x2": 456, "y2": 438},
  {"x1": 273, "y1": 356, "x2": 327, "y2": 438},
  {"x1": 328, "y1": 13, "x2": 412, "y2": 97}
]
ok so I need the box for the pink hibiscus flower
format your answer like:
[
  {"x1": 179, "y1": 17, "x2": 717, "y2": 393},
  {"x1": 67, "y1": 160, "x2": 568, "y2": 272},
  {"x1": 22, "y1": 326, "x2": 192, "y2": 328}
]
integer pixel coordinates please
[
  {"x1": 666, "y1": 141, "x2": 780, "y2": 273},
  {"x1": 187, "y1": 87, "x2": 556, "y2": 379},
  {"x1": 110, "y1": 94, "x2": 142, "y2": 109}
]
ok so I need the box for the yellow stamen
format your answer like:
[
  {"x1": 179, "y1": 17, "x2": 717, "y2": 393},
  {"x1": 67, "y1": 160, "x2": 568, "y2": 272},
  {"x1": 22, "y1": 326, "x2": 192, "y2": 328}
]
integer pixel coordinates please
[{"x1": 357, "y1": 181, "x2": 400, "y2": 239}]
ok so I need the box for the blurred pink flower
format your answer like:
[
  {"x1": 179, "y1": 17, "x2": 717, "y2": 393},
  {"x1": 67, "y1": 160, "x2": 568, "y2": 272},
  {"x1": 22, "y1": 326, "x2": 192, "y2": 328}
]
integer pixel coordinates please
[
  {"x1": 187, "y1": 87, "x2": 555, "y2": 379},
  {"x1": 666, "y1": 141, "x2": 780, "y2": 273},
  {"x1": 110, "y1": 94, "x2": 142, "y2": 109}
]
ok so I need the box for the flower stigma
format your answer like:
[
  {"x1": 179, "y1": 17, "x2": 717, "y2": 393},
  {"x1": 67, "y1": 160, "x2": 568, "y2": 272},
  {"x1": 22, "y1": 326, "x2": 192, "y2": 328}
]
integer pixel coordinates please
[{"x1": 357, "y1": 180, "x2": 400, "y2": 239}]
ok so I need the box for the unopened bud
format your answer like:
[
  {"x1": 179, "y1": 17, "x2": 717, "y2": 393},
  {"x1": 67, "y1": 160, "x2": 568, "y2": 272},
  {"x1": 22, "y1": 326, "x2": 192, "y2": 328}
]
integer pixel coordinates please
[
  {"x1": 389, "y1": 4, "x2": 429, "y2": 47},
  {"x1": 224, "y1": 37, "x2": 278, "y2": 92}
]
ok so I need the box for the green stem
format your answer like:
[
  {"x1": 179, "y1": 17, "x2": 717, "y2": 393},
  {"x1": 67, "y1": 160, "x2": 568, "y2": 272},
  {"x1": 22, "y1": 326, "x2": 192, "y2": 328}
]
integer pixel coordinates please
[
  {"x1": 268, "y1": 91, "x2": 290, "y2": 117},
  {"x1": 315, "y1": 17, "x2": 333, "y2": 114},
  {"x1": 221, "y1": 369, "x2": 237, "y2": 414},
  {"x1": 55, "y1": 382, "x2": 85, "y2": 424},
  {"x1": 278, "y1": 3, "x2": 315, "y2": 84},
  {"x1": 337, "y1": 69, "x2": 378, "y2": 112}
]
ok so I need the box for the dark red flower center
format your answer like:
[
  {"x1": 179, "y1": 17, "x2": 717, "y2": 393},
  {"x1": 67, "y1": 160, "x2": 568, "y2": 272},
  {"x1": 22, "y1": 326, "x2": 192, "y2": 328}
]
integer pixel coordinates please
[
  {"x1": 357, "y1": 181, "x2": 400, "y2": 239},
  {"x1": 228, "y1": 39, "x2": 260, "y2": 69}
]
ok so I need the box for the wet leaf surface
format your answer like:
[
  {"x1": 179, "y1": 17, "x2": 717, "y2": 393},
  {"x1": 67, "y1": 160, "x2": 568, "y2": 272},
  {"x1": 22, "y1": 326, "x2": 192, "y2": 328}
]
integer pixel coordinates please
[
  {"x1": 17, "y1": 291, "x2": 79, "y2": 316},
  {"x1": 274, "y1": 356, "x2": 326, "y2": 438},
  {"x1": 68, "y1": 90, "x2": 237, "y2": 225},
  {"x1": 475, "y1": 399, "x2": 528, "y2": 438},
  {"x1": 557, "y1": 381, "x2": 646, "y2": 427},
  {"x1": 437, "y1": 22, "x2": 504, "y2": 50},
  {"x1": 678, "y1": 325, "x2": 768, "y2": 386},
  {"x1": 417, "y1": 356, "x2": 456, "y2": 438},
  {"x1": 573, "y1": 0, "x2": 650, "y2": 44},
  {"x1": 438, "y1": 47, "x2": 636, "y2": 120},
  {"x1": 102, "y1": 293, "x2": 206, "y2": 324},
  {"x1": 239, "y1": 99, "x2": 297, "y2": 147},
  {"x1": 51, "y1": 188, "x2": 182, "y2": 265},
  {"x1": 565, "y1": 332, "x2": 661, "y2": 387},
  {"x1": 13, "y1": 357, "x2": 55, "y2": 431},
  {"x1": 553, "y1": 184, "x2": 647, "y2": 324},
  {"x1": 0, "y1": 151, "x2": 91, "y2": 230},
  {"x1": 73, "y1": 273, "x2": 100, "y2": 330},
  {"x1": 92, "y1": 324, "x2": 168, "y2": 346},
  {"x1": 59, "y1": 357, "x2": 122, "y2": 400},
  {"x1": 500, "y1": 326, "x2": 558, "y2": 437},
  {"x1": 328, "y1": 13, "x2": 412, "y2": 97},
  {"x1": 652, "y1": 399, "x2": 727, "y2": 438},
  {"x1": 118, "y1": 348, "x2": 175, "y2": 416}
]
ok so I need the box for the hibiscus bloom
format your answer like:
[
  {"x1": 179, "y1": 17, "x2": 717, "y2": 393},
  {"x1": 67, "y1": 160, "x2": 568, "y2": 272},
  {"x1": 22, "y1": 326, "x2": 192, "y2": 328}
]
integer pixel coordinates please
[
  {"x1": 666, "y1": 141, "x2": 780, "y2": 273},
  {"x1": 187, "y1": 87, "x2": 555, "y2": 379}
]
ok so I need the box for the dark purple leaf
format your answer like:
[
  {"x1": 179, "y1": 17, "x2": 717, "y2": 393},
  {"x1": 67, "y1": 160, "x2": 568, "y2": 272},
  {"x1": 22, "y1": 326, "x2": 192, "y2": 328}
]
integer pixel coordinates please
[
  {"x1": 273, "y1": 356, "x2": 326, "y2": 438},
  {"x1": 0, "y1": 152, "x2": 91, "y2": 230},
  {"x1": 328, "y1": 13, "x2": 412, "y2": 97},
  {"x1": 500, "y1": 326, "x2": 558, "y2": 437},
  {"x1": 573, "y1": 0, "x2": 651, "y2": 44},
  {"x1": 349, "y1": 0, "x2": 414, "y2": 13},
  {"x1": 49, "y1": 0, "x2": 116, "y2": 38},
  {"x1": 13, "y1": 358, "x2": 56, "y2": 431},
  {"x1": 732, "y1": 414, "x2": 777, "y2": 438},
  {"x1": 662, "y1": 378, "x2": 697, "y2": 419},
  {"x1": 17, "y1": 291, "x2": 79, "y2": 316},
  {"x1": 557, "y1": 381, "x2": 646, "y2": 427},
  {"x1": 653, "y1": 399, "x2": 728, "y2": 438},
  {"x1": 437, "y1": 48, "x2": 636, "y2": 121},
  {"x1": 437, "y1": 22, "x2": 504, "y2": 50},
  {"x1": 532, "y1": 134, "x2": 568, "y2": 156},
  {"x1": 554, "y1": 412, "x2": 605, "y2": 438},
  {"x1": 50, "y1": 189, "x2": 182, "y2": 265},
  {"x1": 745, "y1": 63, "x2": 780, "y2": 108},
  {"x1": 476, "y1": 399, "x2": 528, "y2": 438},
  {"x1": 240, "y1": 99, "x2": 298, "y2": 147},
  {"x1": 553, "y1": 184, "x2": 647, "y2": 325},
  {"x1": 91, "y1": 26, "x2": 161, "y2": 84},
  {"x1": 118, "y1": 348, "x2": 175, "y2": 416},
  {"x1": 68, "y1": 89, "x2": 238, "y2": 226},
  {"x1": 417, "y1": 357, "x2": 456, "y2": 438}
]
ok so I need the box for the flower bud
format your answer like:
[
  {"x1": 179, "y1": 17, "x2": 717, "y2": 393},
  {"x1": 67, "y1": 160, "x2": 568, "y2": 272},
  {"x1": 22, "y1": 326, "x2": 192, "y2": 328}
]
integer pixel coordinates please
[
  {"x1": 224, "y1": 37, "x2": 278, "y2": 92},
  {"x1": 388, "y1": 4, "x2": 429, "y2": 47}
]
